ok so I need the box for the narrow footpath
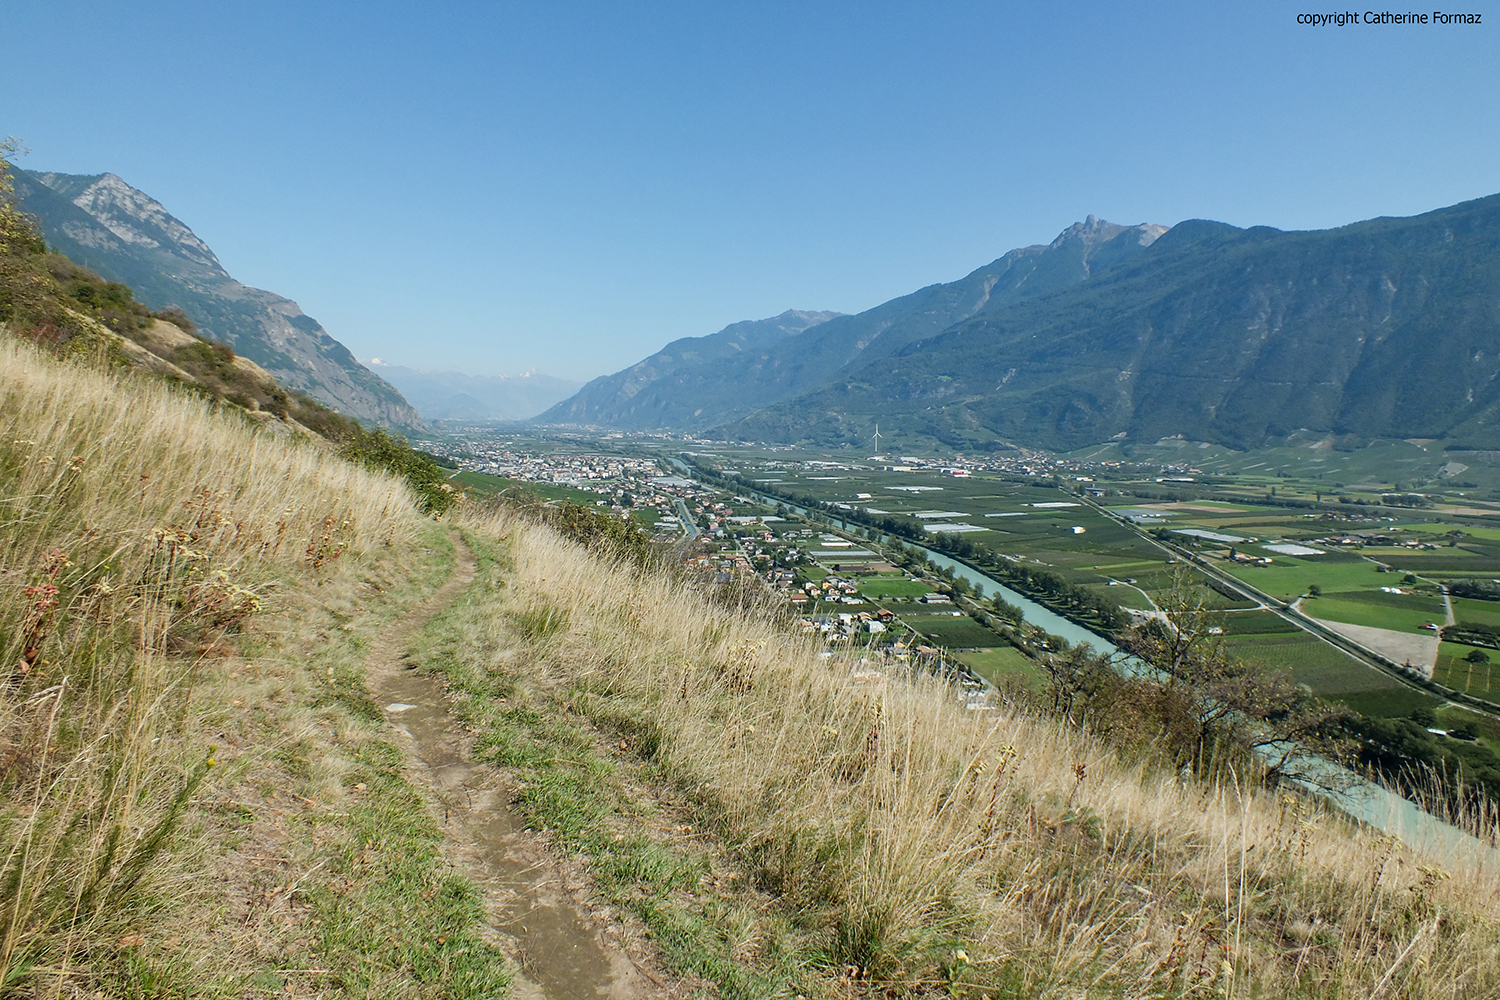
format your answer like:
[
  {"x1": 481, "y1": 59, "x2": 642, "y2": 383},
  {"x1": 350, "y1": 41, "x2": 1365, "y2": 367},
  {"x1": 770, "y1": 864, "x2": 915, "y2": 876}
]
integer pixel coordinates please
[{"x1": 364, "y1": 535, "x2": 670, "y2": 1000}]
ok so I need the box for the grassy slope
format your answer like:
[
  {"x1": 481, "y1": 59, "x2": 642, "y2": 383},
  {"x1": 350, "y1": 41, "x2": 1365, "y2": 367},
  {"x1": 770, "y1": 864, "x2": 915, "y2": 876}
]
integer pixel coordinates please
[
  {"x1": 0, "y1": 338, "x2": 509, "y2": 997},
  {"x1": 410, "y1": 505, "x2": 1500, "y2": 998},
  {"x1": 8, "y1": 330, "x2": 1500, "y2": 997}
]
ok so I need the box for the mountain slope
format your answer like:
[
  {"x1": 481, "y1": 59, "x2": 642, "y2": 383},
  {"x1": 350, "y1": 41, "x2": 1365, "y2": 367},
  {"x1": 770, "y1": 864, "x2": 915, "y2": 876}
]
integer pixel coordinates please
[
  {"x1": 539, "y1": 220, "x2": 1166, "y2": 431},
  {"x1": 14, "y1": 168, "x2": 422, "y2": 428},
  {"x1": 539, "y1": 308, "x2": 842, "y2": 429},
  {"x1": 723, "y1": 194, "x2": 1500, "y2": 451},
  {"x1": 371, "y1": 363, "x2": 582, "y2": 421}
]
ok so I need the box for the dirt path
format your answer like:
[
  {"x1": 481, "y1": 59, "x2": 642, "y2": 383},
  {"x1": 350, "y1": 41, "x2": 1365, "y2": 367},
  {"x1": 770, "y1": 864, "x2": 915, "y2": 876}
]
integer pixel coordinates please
[{"x1": 364, "y1": 535, "x2": 666, "y2": 1000}]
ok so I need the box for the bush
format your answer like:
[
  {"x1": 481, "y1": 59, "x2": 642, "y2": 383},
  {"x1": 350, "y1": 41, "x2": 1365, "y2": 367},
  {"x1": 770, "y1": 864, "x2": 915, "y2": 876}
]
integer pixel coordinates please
[{"x1": 338, "y1": 425, "x2": 460, "y2": 516}]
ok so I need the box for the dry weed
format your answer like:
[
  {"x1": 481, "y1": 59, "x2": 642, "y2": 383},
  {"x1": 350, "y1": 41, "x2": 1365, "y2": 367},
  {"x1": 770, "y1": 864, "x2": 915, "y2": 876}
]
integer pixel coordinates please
[
  {"x1": 0, "y1": 335, "x2": 420, "y2": 994},
  {"x1": 457, "y1": 504, "x2": 1500, "y2": 997}
]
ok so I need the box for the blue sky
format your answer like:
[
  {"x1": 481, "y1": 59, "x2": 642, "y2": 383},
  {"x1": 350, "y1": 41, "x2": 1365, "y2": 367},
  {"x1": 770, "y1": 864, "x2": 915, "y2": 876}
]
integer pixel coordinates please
[{"x1": 4, "y1": 2, "x2": 1497, "y2": 381}]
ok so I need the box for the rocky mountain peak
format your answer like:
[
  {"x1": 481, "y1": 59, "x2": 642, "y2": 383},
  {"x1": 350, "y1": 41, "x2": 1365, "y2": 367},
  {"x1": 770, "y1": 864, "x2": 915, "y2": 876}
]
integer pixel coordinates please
[
  {"x1": 16, "y1": 166, "x2": 422, "y2": 429},
  {"x1": 1051, "y1": 215, "x2": 1169, "y2": 251},
  {"x1": 39, "y1": 172, "x2": 227, "y2": 275}
]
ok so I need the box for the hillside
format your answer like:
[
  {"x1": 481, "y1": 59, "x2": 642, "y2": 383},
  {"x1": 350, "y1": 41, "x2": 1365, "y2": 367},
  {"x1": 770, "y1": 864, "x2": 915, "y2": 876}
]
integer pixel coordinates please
[
  {"x1": 540, "y1": 308, "x2": 843, "y2": 429},
  {"x1": 6, "y1": 331, "x2": 1500, "y2": 998},
  {"x1": 540, "y1": 220, "x2": 1167, "y2": 432},
  {"x1": 370, "y1": 362, "x2": 582, "y2": 421},
  {"x1": 8, "y1": 169, "x2": 1500, "y2": 995},
  {"x1": 13, "y1": 168, "x2": 422, "y2": 428},
  {"x1": 725, "y1": 194, "x2": 1500, "y2": 451}
]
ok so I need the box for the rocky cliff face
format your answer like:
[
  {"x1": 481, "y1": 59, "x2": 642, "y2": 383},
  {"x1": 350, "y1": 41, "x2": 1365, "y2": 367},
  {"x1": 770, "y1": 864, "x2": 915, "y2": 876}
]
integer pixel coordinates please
[{"x1": 15, "y1": 169, "x2": 423, "y2": 429}]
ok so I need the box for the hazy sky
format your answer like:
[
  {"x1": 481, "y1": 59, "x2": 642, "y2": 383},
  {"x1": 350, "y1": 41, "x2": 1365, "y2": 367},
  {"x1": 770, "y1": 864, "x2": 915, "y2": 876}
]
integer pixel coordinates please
[{"x1": 4, "y1": 2, "x2": 1497, "y2": 381}]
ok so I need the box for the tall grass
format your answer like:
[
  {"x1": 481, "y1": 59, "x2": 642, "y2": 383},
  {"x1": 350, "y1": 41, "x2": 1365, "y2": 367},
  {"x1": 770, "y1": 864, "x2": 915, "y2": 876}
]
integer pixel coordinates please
[
  {"x1": 457, "y1": 504, "x2": 1500, "y2": 997},
  {"x1": 0, "y1": 335, "x2": 418, "y2": 993}
]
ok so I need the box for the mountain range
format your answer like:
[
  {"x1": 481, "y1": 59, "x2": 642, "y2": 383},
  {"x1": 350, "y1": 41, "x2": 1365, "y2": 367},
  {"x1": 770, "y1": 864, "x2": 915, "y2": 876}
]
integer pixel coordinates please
[
  {"x1": 541, "y1": 220, "x2": 1165, "y2": 433},
  {"x1": 543, "y1": 197, "x2": 1500, "y2": 453},
  {"x1": 369, "y1": 363, "x2": 582, "y2": 421},
  {"x1": 13, "y1": 168, "x2": 422, "y2": 428}
]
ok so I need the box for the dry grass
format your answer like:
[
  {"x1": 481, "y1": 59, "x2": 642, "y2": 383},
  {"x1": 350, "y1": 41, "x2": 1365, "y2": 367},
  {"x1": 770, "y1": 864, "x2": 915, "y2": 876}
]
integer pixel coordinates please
[
  {"x1": 454, "y1": 504, "x2": 1500, "y2": 997},
  {"x1": 0, "y1": 335, "x2": 421, "y2": 994}
]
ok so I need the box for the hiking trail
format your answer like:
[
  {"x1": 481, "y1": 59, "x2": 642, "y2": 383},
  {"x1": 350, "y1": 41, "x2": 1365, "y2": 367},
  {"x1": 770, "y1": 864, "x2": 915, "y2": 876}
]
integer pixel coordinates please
[{"x1": 364, "y1": 535, "x2": 669, "y2": 999}]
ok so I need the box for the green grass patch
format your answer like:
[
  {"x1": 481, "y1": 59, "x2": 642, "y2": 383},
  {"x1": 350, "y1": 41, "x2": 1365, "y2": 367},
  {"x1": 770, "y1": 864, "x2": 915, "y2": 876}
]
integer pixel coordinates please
[
  {"x1": 305, "y1": 740, "x2": 513, "y2": 998},
  {"x1": 904, "y1": 613, "x2": 1002, "y2": 649},
  {"x1": 856, "y1": 576, "x2": 931, "y2": 598},
  {"x1": 1450, "y1": 597, "x2": 1500, "y2": 629},
  {"x1": 1301, "y1": 594, "x2": 1444, "y2": 633},
  {"x1": 955, "y1": 646, "x2": 1044, "y2": 688},
  {"x1": 1218, "y1": 610, "x2": 1301, "y2": 635},
  {"x1": 1219, "y1": 554, "x2": 1388, "y2": 603},
  {"x1": 1432, "y1": 705, "x2": 1500, "y2": 754},
  {"x1": 451, "y1": 469, "x2": 512, "y2": 494},
  {"x1": 1227, "y1": 633, "x2": 1435, "y2": 716}
]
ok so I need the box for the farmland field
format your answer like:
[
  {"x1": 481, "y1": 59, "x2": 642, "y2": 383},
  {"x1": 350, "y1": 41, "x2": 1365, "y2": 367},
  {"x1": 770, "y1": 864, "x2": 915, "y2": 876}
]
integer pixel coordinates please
[
  {"x1": 1226, "y1": 632, "x2": 1435, "y2": 716},
  {"x1": 1431, "y1": 642, "x2": 1500, "y2": 701},
  {"x1": 1218, "y1": 609, "x2": 1301, "y2": 635},
  {"x1": 1300, "y1": 593, "x2": 1445, "y2": 633},
  {"x1": 902, "y1": 612, "x2": 1003, "y2": 649},
  {"x1": 698, "y1": 448, "x2": 1472, "y2": 720},
  {"x1": 1433, "y1": 705, "x2": 1500, "y2": 754},
  {"x1": 956, "y1": 646, "x2": 1044, "y2": 688},
  {"x1": 1449, "y1": 596, "x2": 1500, "y2": 628},
  {"x1": 857, "y1": 575, "x2": 932, "y2": 598},
  {"x1": 1218, "y1": 554, "x2": 1389, "y2": 603}
]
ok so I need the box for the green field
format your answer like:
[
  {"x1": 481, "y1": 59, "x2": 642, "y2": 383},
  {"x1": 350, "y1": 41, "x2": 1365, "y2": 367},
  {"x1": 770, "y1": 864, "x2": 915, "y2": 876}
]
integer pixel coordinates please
[
  {"x1": 1431, "y1": 642, "x2": 1500, "y2": 701},
  {"x1": 1301, "y1": 592, "x2": 1445, "y2": 633},
  {"x1": 1226, "y1": 632, "x2": 1434, "y2": 716},
  {"x1": 903, "y1": 612, "x2": 1002, "y2": 649},
  {"x1": 452, "y1": 473, "x2": 606, "y2": 506},
  {"x1": 956, "y1": 646, "x2": 1044, "y2": 688},
  {"x1": 1219, "y1": 554, "x2": 1389, "y2": 603},
  {"x1": 857, "y1": 575, "x2": 932, "y2": 598},
  {"x1": 1450, "y1": 596, "x2": 1500, "y2": 628},
  {"x1": 1432, "y1": 705, "x2": 1500, "y2": 754},
  {"x1": 1218, "y1": 609, "x2": 1301, "y2": 635},
  {"x1": 452, "y1": 469, "x2": 512, "y2": 494}
]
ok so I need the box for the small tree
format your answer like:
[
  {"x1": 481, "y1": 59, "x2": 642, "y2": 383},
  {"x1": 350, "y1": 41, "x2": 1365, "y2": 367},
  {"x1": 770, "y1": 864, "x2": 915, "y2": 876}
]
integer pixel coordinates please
[
  {"x1": 1466, "y1": 648, "x2": 1491, "y2": 665},
  {"x1": 1307, "y1": 584, "x2": 1323, "y2": 598},
  {"x1": 1098, "y1": 571, "x2": 1351, "y2": 788}
]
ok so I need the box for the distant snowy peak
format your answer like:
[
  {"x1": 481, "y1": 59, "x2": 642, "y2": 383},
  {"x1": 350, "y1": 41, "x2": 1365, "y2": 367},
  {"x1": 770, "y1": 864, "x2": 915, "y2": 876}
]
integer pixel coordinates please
[
  {"x1": 34, "y1": 171, "x2": 226, "y2": 275},
  {"x1": 368, "y1": 362, "x2": 584, "y2": 421}
]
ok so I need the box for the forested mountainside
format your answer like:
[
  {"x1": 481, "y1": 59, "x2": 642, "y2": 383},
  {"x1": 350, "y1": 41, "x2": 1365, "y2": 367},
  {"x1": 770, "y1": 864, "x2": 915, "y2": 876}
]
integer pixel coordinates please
[
  {"x1": 548, "y1": 195, "x2": 1500, "y2": 454},
  {"x1": 725, "y1": 194, "x2": 1500, "y2": 451},
  {"x1": 541, "y1": 218, "x2": 1167, "y2": 431}
]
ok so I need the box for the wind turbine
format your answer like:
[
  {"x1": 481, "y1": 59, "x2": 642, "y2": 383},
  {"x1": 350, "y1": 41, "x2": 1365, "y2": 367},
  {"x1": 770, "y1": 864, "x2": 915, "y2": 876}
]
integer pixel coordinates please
[{"x1": 872, "y1": 423, "x2": 883, "y2": 459}]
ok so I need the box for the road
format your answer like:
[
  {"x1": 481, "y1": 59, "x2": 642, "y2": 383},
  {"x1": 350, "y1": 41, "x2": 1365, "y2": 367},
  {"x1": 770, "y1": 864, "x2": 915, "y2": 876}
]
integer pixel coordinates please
[
  {"x1": 672, "y1": 496, "x2": 699, "y2": 538},
  {"x1": 1073, "y1": 491, "x2": 1500, "y2": 723}
]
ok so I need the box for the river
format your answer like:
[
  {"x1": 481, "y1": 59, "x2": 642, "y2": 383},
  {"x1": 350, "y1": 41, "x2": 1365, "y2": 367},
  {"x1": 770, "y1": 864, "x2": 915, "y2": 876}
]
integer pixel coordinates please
[
  {"x1": 911, "y1": 542, "x2": 1499, "y2": 870},
  {"x1": 717, "y1": 475, "x2": 1496, "y2": 867}
]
